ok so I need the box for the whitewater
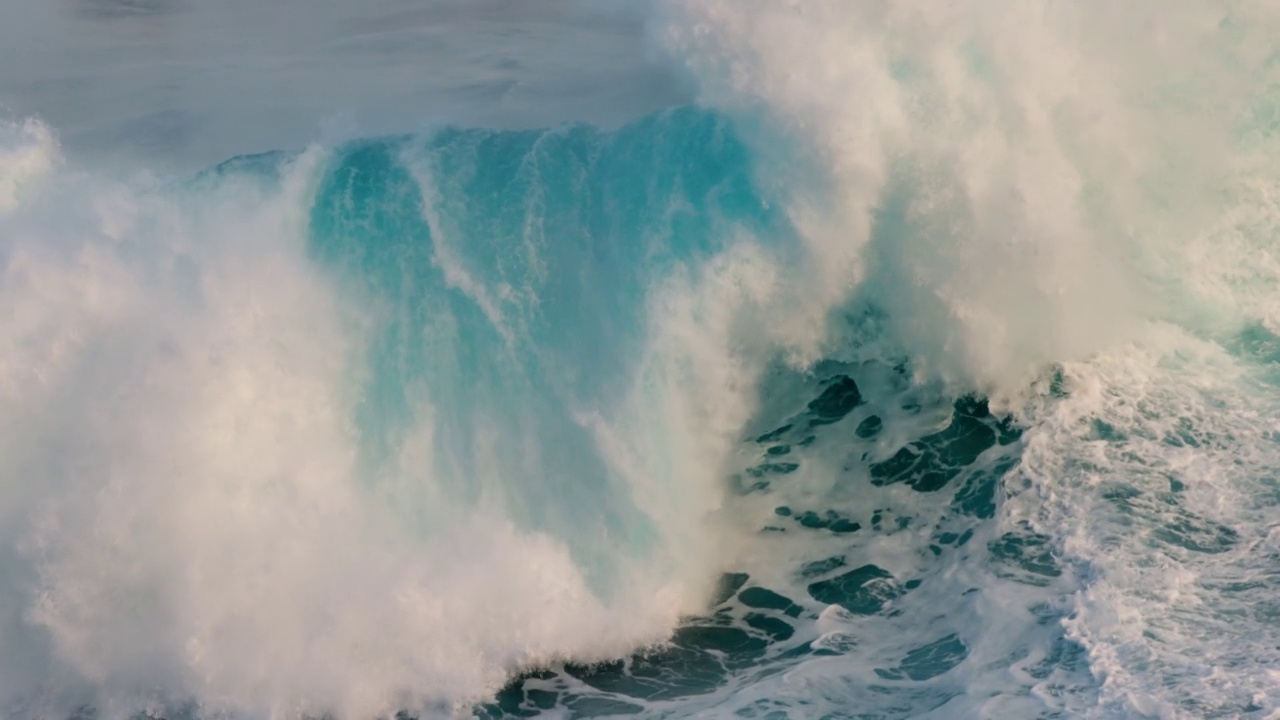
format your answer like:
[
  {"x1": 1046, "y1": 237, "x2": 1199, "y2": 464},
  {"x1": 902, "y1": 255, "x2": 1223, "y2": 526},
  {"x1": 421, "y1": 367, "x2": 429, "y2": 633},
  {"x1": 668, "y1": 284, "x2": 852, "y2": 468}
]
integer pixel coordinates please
[{"x1": 3, "y1": 1, "x2": 1280, "y2": 718}]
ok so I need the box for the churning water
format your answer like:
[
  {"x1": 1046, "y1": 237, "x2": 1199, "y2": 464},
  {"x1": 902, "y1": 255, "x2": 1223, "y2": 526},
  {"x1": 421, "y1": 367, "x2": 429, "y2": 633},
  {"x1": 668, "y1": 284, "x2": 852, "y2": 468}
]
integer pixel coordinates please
[{"x1": 4, "y1": 2, "x2": 1280, "y2": 718}]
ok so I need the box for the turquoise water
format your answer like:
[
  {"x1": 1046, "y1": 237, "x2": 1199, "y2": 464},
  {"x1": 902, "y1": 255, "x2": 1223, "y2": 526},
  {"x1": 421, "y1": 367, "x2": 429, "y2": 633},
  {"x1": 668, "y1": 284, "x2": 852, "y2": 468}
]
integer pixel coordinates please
[{"x1": 4, "y1": 2, "x2": 1280, "y2": 719}]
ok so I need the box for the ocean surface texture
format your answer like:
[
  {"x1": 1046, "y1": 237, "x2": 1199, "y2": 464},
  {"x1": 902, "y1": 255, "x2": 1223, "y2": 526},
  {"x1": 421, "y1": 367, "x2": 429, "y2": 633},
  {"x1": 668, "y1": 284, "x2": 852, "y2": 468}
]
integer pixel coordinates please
[{"x1": 3, "y1": 1, "x2": 1280, "y2": 718}]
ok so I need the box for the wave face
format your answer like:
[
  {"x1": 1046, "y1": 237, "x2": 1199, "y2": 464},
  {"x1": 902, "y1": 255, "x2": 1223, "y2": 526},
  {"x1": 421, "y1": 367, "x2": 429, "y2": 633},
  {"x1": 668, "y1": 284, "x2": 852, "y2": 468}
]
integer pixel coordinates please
[{"x1": 4, "y1": 1, "x2": 1280, "y2": 718}]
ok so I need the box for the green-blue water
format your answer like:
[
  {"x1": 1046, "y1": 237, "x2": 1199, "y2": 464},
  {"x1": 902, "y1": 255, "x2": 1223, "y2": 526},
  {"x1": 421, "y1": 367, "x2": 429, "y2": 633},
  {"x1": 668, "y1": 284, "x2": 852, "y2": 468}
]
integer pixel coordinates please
[{"x1": 4, "y1": 2, "x2": 1280, "y2": 718}]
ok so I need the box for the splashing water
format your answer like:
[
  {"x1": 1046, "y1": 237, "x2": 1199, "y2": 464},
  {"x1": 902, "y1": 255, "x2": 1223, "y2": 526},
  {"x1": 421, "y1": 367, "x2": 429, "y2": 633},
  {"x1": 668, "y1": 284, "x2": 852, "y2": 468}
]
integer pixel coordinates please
[{"x1": 2, "y1": 1, "x2": 1280, "y2": 718}]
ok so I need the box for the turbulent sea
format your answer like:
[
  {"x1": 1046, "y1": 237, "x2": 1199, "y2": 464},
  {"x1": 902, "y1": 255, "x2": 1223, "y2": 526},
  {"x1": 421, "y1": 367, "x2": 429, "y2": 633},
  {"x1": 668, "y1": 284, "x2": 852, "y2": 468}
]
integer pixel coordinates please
[{"x1": 5, "y1": 1, "x2": 1280, "y2": 718}]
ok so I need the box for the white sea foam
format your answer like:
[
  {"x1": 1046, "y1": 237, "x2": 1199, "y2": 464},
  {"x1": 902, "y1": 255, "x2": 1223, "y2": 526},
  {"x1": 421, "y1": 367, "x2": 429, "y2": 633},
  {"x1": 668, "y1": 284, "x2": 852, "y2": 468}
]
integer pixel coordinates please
[
  {"x1": 3, "y1": 1, "x2": 1280, "y2": 717},
  {"x1": 0, "y1": 128, "x2": 707, "y2": 719},
  {"x1": 656, "y1": 0, "x2": 1279, "y2": 397},
  {"x1": 651, "y1": 1, "x2": 1280, "y2": 717}
]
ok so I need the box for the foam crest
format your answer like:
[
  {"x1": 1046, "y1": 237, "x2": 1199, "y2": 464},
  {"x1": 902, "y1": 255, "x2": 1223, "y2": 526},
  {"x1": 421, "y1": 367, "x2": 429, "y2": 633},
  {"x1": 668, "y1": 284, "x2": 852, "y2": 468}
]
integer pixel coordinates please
[
  {"x1": 4, "y1": 2, "x2": 1280, "y2": 716},
  {"x1": 644, "y1": 2, "x2": 1280, "y2": 715},
  {"x1": 0, "y1": 137, "x2": 703, "y2": 719},
  {"x1": 589, "y1": 240, "x2": 783, "y2": 583},
  {"x1": 656, "y1": 0, "x2": 1279, "y2": 395}
]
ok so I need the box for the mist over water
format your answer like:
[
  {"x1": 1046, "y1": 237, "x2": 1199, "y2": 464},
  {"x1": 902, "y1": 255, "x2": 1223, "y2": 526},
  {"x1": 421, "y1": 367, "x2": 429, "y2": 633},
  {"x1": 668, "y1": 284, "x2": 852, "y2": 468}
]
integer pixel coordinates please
[
  {"x1": 3, "y1": 1, "x2": 1280, "y2": 719},
  {"x1": 0, "y1": 0, "x2": 687, "y2": 170}
]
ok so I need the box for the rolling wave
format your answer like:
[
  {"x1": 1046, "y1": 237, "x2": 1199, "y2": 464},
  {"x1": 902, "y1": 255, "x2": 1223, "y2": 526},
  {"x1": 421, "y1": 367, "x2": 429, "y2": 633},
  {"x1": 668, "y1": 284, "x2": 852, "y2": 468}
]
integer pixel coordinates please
[{"x1": 2, "y1": 1, "x2": 1280, "y2": 718}]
